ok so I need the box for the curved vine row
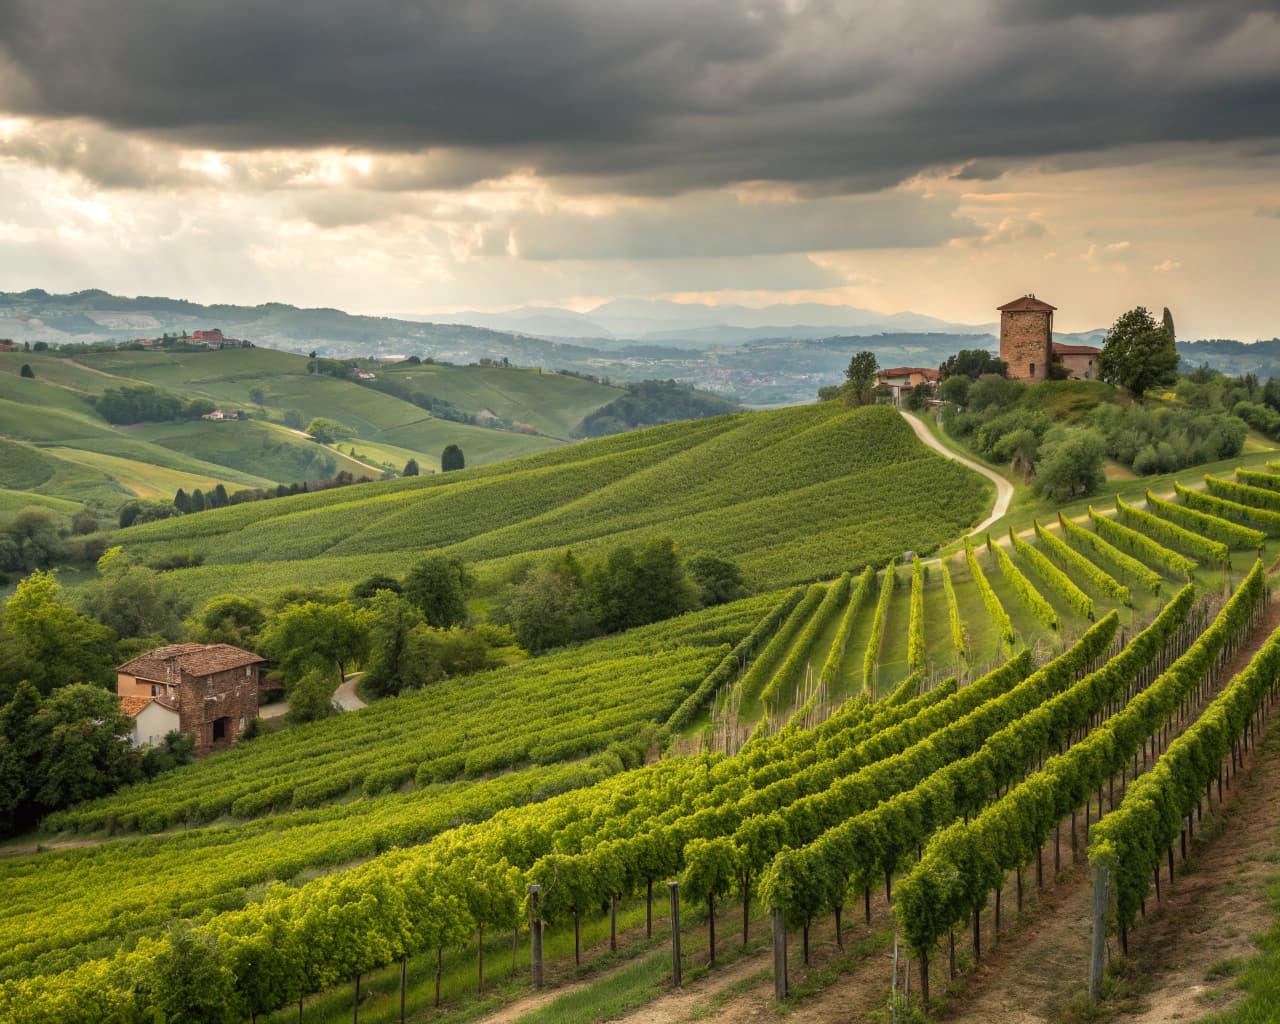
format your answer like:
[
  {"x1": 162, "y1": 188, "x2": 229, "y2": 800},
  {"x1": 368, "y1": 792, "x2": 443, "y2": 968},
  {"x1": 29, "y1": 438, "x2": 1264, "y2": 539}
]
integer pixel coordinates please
[
  {"x1": 1059, "y1": 512, "x2": 1162, "y2": 595},
  {"x1": 1034, "y1": 519, "x2": 1130, "y2": 606},
  {"x1": 1089, "y1": 506, "x2": 1196, "y2": 580},
  {"x1": 1011, "y1": 527, "x2": 1093, "y2": 620},
  {"x1": 1114, "y1": 495, "x2": 1228, "y2": 566},
  {"x1": 988, "y1": 533, "x2": 1059, "y2": 629},
  {"x1": 964, "y1": 537, "x2": 1015, "y2": 653}
]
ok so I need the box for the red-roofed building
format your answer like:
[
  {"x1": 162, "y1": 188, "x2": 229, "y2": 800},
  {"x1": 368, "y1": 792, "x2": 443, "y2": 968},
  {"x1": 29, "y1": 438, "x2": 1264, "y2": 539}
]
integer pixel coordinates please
[
  {"x1": 876, "y1": 366, "x2": 941, "y2": 406},
  {"x1": 117, "y1": 643, "x2": 264, "y2": 753},
  {"x1": 1052, "y1": 341, "x2": 1103, "y2": 381},
  {"x1": 118, "y1": 694, "x2": 182, "y2": 748}
]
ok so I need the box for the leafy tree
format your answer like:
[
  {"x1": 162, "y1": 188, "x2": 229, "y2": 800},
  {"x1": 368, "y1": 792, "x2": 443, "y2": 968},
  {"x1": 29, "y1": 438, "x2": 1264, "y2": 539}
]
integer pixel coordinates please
[
  {"x1": 590, "y1": 537, "x2": 696, "y2": 633},
  {"x1": 441, "y1": 444, "x2": 466, "y2": 472},
  {"x1": 361, "y1": 591, "x2": 423, "y2": 698},
  {"x1": 992, "y1": 427, "x2": 1040, "y2": 483},
  {"x1": 78, "y1": 550, "x2": 189, "y2": 641},
  {"x1": 1162, "y1": 306, "x2": 1176, "y2": 344},
  {"x1": 403, "y1": 555, "x2": 471, "y2": 627},
  {"x1": 70, "y1": 511, "x2": 99, "y2": 535},
  {"x1": 686, "y1": 555, "x2": 747, "y2": 607},
  {"x1": 211, "y1": 484, "x2": 229, "y2": 509},
  {"x1": 173, "y1": 488, "x2": 191, "y2": 514},
  {"x1": 2, "y1": 506, "x2": 64, "y2": 570},
  {"x1": 351, "y1": 574, "x2": 403, "y2": 601},
  {"x1": 842, "y1": 351, "x2": 879, "y2": 406},
  {"x1": 939, "y1": 375, "x2": 970, "y2": 407},
  {"x1": 0, "y1": 681, "x2": 139, "y2": 834},
  {"x1": 283, "y1": 409, "x2": 306, "y2": 430},
  {"x1": 19, "y1": 364, "x2": 33, "y2": 379},
  {"x1": 2, "y1": 570, "x2": 115, "y2": 697},
  {"x1": 249, "y1": 386, "x2": 266, "y2": 406},
  {"x1": 285, "y1": 660, "x2": 339, "y2": 724},
  {"x1": 305, "y1": 417, "x2": 353, "y2": 443},
  {"x1": 938, "y1": 349, "x2": 1007, "y2": 380},
  {"x1": 259, "y1": 600, "x2": 369, "y2": 687},
  {"x1": 1097, "y1": 306, "x2": 1179, "y2": 399},
  {"x1": 903, "y1": 380, "x2": 936, "y2": 411},
  {"x1": 403, "y1": 458, "x2": 420, "y2": 477},
  {"x1": 401, "y1": 625, "x2": 495, "y2": 689},
  {"x1": 497, "y1": 559, "x2": 597, "y2": 653},
  {"x1": 190, "y1": 489, "x2": 207, "y2": 513},
  {"x1": 967, "y1": 373, "x2": 1024, "y2": 412},
  {"x1": 1034, "y1": 429, "x2": 1106, "y2": 500},
  {"x1": 188, "y1": 594, "x2": 267, "y2": 648},
  {"x1": 118, "y1": 498, "x2": 181, "y2": 528}
]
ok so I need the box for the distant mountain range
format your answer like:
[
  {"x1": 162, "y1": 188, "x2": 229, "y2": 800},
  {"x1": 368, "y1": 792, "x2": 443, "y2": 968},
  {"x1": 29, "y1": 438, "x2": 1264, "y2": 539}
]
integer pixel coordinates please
[{"x1": 414, "y1": 298, "x2": 999, "y2": 346}]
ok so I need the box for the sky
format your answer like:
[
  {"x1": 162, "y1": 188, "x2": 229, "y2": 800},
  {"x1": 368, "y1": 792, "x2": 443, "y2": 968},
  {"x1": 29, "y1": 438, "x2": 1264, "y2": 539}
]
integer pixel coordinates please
[{"x1": 1, "y1": 0, "x2": 1278, "y2": 339}]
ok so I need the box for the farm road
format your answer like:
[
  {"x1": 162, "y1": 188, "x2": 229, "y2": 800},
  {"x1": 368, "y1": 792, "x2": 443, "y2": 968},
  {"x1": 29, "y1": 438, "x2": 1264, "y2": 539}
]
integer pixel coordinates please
[{"x1": 900, "y1": 409, "x2": 1014, "y2": 536}]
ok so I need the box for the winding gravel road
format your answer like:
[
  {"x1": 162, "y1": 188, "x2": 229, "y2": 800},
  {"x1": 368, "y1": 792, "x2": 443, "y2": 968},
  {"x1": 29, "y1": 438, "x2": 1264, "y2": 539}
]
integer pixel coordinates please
[{"x1": 899, "y1": 409, "x2": 1014, "y2": 536}]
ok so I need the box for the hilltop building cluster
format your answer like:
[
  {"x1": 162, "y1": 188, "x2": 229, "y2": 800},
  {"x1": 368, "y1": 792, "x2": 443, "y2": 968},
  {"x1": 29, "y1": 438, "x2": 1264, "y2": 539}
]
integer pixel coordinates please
[{"x1": 998, "y1": 294, "x2": 1101, "y2": 382}]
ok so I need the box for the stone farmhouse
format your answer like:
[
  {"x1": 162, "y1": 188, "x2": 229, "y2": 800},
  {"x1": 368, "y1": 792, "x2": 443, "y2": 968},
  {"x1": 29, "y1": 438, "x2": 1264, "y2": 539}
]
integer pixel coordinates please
[
  {"x1": 116, "y1": 643, "x2": 265, "y2": 754},
  {"x1": 998, "y1": 294, "x2": 1101, "y2": 382}
]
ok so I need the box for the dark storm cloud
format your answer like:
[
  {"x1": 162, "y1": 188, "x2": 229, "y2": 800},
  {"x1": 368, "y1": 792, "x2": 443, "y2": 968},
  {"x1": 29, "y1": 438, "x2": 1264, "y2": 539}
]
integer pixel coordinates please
[{"x1": 1, "y1": 0, "x2": 1279, "y2": 194}]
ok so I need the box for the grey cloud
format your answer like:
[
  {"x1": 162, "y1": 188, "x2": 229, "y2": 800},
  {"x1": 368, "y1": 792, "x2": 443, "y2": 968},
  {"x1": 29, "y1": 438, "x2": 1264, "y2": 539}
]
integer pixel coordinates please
[
  {"x1": 0, "y1": 1, "x2": 1278, "y2": 196},
  {"x1": 509, "y1": 192, "x2": 979, "y2": 260}
]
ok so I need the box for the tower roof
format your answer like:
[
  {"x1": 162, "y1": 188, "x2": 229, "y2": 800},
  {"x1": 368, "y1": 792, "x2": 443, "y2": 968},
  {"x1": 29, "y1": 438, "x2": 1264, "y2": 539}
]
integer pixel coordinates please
[{"x1": 998, "y1": 294, "x2": 1057, "y2": 313}]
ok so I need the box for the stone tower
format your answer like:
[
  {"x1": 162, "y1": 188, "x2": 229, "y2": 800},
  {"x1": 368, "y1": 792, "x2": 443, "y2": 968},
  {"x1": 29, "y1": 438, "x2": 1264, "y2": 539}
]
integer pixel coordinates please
[{"x1": 998, "y1": 294, "x2": 1056, "y2": 382}]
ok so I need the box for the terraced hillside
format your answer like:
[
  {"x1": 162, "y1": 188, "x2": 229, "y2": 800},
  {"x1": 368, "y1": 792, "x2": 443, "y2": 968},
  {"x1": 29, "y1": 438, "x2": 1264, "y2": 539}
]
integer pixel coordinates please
[
  {"x1": 105, "y1": 402, "x2": 992, "y2": 602},
  {"x1": 6, "y1": 464, "x2": 1280, "y2": 1024}
]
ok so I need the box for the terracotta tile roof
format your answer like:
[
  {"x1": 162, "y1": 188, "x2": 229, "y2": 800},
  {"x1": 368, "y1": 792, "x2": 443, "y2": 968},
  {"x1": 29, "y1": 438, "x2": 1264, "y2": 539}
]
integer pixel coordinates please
[
  {"x1": 117, "y1": 643, "x2": 265, "y2": 682},
  {"x1": 878, "y1": 366, "x2": 941, "y2": 380},
  {"x1": 998, "y1": 295, "x2": 1057, "y2": 313},
  {"x1": 118, "y1": 695, "x2": 151, "y2": 717},
  {"x1": 1052, "y1": 342, "x2": 1102, "y2": 355},
  {"x1": 118, "y1": 695, "x2": 181, "y2": 717}
]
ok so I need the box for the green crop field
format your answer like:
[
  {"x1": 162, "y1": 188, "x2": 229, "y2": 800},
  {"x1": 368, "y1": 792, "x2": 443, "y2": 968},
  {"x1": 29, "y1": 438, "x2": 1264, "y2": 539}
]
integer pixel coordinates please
[{"x1": 102, "y1": 402, "x2": 992, "y2": 604}]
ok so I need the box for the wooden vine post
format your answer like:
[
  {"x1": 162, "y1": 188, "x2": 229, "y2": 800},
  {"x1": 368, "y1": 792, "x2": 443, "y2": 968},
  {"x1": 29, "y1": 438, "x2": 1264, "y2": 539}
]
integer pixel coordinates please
[
  {"x1": 528, "y1": 884, "x2": 544, "y2": 989},
  {"x1": 669, "y1": 881, "x2": 683, "y2": 987},
  {"x1": 1088, "y1": 862, "x2": 1110, "y2": 1004},
  {"x1": 771, "y1": 906, "x2": 789, "y2": 1000}
]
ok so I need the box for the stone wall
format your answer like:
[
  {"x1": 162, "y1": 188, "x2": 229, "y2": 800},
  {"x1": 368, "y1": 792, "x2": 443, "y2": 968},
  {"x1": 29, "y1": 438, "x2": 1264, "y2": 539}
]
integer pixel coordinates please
[
  {"x1": 1000, "y1": 310, "x2": 1052, "y2": 381},
  {"x1": 177, "y1": 665, "x2": 261, "y2": 753}
]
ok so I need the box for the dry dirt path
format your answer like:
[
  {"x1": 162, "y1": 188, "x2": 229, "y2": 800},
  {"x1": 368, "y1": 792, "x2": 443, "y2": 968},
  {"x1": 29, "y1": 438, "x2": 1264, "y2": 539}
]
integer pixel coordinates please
[
  {"x1": 900, "y1": 410, "x2": 1014, "y2": 536},
  {"x1": 334, "y1": 671, "x2": 368, "y2": 711}
]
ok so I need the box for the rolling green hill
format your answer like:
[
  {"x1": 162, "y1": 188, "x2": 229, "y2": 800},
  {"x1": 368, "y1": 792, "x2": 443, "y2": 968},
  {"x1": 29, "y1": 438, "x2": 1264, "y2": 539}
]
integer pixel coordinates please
[
  {"x1": 107, "y1": 402, "x2": 992, "y2": 603},
  {"x1": 0, "y1": 347, "x2": 632, "y2": 516}
]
